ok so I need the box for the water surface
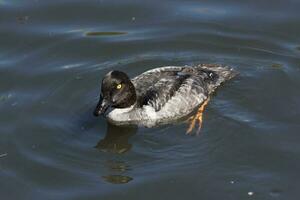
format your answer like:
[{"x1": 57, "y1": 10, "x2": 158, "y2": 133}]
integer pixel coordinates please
[{"x1": 1, "y1": 0, "x2": 300, "y2": 199}]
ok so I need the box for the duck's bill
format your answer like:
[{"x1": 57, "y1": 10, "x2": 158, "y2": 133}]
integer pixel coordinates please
[{"x1": 93, "y1": 98, "x2": 110, "y2": 116}]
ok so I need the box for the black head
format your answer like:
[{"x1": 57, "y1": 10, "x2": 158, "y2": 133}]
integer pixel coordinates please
[{"x1": 93, "y1": 71, "x2": 137, "y2": 116}]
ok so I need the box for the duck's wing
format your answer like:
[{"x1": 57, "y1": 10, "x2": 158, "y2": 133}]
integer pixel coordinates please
[
  {"x1": 132, "y1": 66, "x2": 207, "y2": 111},
  {"x1": 131, "y1": 66, "x2": 183, "y2": 92}
]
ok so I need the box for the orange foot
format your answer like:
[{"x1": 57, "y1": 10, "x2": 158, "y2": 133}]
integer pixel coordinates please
[{"x1": 186, "y1": 97, "x2": 210, "y2": 135}]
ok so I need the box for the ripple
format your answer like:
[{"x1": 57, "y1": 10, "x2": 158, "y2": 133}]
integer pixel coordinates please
[
  {"x1": 0, "y1": 93, "x2": 12, "y2": 102},
  {"x1": 0, "y1": 153, "x2": 8, "y2": 158},
  {"x1": 102, "y1": 175, "x2": 133, "y2": 184},
  {"x1": 269, "y1": 189, "x2": 282, "y2": 197},
  {"x1": 1, "y1": 0, "x2": 300, "y2": 199},
  {"x1": 85, "y1": 31, "x2": 127, "y2": 37}
]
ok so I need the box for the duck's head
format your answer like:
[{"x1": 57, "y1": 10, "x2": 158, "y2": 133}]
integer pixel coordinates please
[{"x1": 93, "y1": 71, "x2": 137, "y2": 116}]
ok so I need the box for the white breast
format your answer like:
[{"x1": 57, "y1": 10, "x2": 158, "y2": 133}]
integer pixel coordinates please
[
  {"x1": 107, "y1": 105, "x2": 158, "y2": 127},
  {"x1": 106, "y1": 89, "x2": 206, "y2": 127}
]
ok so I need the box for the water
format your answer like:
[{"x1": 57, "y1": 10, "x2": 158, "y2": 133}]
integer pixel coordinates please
[{"x1": 1, "y1": 0, "x2": 300, "y2": 199}]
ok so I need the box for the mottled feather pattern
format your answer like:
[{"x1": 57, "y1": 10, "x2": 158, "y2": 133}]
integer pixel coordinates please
[
  {"x1": 107, "y1": 64, "x2": 236, "y2": 127},
  {"x1": 137, "y1": 73, "x2": 190, "y2": 111}
]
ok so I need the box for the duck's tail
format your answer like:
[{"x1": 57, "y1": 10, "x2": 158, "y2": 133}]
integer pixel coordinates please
[{"x1": 195, "y1": 64, "x2": 238, "y2": 93}]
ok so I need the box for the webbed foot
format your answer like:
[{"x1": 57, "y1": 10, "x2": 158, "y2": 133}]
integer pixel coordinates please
[{"x1": 186, "y1": 97, "x2": 210, "y2": 135}]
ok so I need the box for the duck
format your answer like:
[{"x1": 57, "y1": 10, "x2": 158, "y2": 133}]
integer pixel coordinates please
[{"x1": 93, "y1": 64, "x2": 237, "y2": 132}]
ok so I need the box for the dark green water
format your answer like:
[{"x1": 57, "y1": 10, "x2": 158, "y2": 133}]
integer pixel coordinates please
[{"x1": 1, "y1": 0, "x2": 300, "y2": 199}]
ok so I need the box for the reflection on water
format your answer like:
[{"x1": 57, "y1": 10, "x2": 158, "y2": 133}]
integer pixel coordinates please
[
  {"x1": 96, "y1": 122, "x2": 137, "y2": 154},
  {"x1": 96, "y1": 122, "x2": 136, "y2": 184},
  {"x1": 102, "y1": 159, "x2": 133, "y2": 184}
]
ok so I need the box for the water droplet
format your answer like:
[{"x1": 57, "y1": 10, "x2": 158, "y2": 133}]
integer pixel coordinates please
[{"x1": 248, "y1": 191, "x2": 254, "y2": 196}]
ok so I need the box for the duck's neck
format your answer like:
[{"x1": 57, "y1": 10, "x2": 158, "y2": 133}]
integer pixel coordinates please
[{"x1": 126, "y1": 80, "x2": 137, "y2": 107}]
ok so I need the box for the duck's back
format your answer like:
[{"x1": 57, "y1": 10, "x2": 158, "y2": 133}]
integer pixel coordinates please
[{"x1": 108, "y1": 64, "x2": 237, "y2": 126}]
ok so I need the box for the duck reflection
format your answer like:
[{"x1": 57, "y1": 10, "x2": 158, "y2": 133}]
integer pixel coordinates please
[
  {"x1": 96, "y1": 121, "x2": 137, "y2": 184},
  {"x1": 95, "y1": 121, "x2": 137, "y2": 154},
  {"x1": 102, "y1": 160, "x2": 133, "y2": 184}
]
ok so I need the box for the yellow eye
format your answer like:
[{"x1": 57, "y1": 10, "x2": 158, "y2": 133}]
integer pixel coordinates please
[{"x1": 116, "y1": 84, "x2": 122, "y2": 89}]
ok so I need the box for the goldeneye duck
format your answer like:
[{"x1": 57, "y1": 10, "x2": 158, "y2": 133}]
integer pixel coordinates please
[{"x1": 94, "y1": 64, "x2": 237, "y2": 130}]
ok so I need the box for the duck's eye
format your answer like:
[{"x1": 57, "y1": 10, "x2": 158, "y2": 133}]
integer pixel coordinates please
[{"x1": 116, "y1": 84, "x2": 122, "y2": 90}]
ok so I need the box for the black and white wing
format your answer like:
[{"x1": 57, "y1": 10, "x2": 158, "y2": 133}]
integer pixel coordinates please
[{"x1": 131, "y1": 66, "x2": 208, "y2": 111}]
